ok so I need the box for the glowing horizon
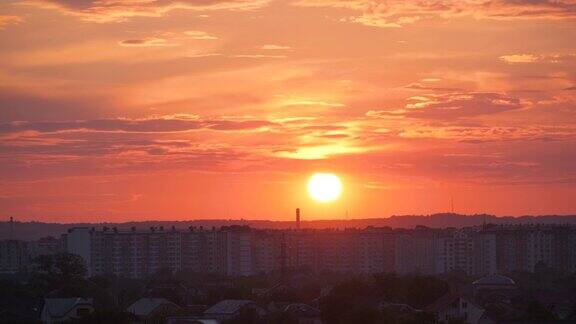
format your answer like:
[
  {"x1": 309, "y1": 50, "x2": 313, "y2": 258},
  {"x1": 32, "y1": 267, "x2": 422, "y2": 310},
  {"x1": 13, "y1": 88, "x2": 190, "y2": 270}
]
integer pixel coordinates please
[{"x1": 0, "y1": 0, "x2": 575, "y2": 222}]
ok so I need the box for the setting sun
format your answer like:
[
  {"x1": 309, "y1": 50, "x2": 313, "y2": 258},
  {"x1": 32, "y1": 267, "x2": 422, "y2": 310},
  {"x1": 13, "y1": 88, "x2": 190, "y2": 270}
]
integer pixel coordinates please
[{"x1": 307, "y1": 173, "x2": 342, "y2": 203}]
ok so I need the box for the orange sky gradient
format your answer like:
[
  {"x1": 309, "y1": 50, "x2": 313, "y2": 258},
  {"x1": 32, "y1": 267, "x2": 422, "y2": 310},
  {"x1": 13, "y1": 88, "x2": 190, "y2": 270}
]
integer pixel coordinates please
[{"x1": 1, "y1": 0, "x2": 576, "y2": 222}]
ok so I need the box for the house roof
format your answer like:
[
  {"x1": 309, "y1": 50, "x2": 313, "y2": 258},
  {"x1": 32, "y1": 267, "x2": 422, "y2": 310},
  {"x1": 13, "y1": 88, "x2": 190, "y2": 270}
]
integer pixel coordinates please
[
  {"x1": 483, "y1": 302, "x2": 525, "y2": 322},
  {"x1": 165, "y1": 317, "x2": 219, "y2": 324},
  {"x1": 425, "y1": 293, "x2": 457, "y2": 312},
  {"x1": 473, "y1": 274, "x2": 516, "y2": 286},
  {"x1": 425, "y1": 293, "x2": 481, "y2": 313},
  {"x1": 43, "y1": 298, "x2": 93, "y2": 318},
  {"x1": 204, "y1": 300, "x2": 254, "y2": 315},
  {"x1": 380, "y1": 302, "x2": 420, "y2": 314},
  {"x1": 127, "y1": 298, "x2": 178, "y2": 317},
  {"x1": 284, "y1": 303, "x2": 320, "y2": 318},
  {"x1": 533, "y1": 290, "x2": 574, "y2": 305}
]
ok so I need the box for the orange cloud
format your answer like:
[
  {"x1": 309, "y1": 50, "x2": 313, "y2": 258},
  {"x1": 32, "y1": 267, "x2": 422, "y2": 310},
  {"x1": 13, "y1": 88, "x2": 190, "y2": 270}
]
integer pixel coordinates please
[
  {"x1": 0, "y1": 15, "x2": 23, "y2": 29},
  {"x1": 499, "y1": 54, "x2": 540, "y2": 63},
  {"x1": 232, "y1": 54, "x2": 287, "y2": 59},
  {"x1": 26, "y1": 0, "x2": 272, "y2": 22},
  {"x1": 184, "y1": 30, "x2": 219, "y2": 40},
  {"x1": 119, "y1": 37, "x2": 175, "y2": 47},
  {"x1": 0, "y1": 115, "x2": 276, "y2": 134},
  {"x1": 367, "y1": 93, "x2": 525, "y2": 119},
  {"x1": 260, "y1": 44, "x2": 292, "y2": 50},
  {"x1": 500, "y1": 53, "x2": 576, "y2": 64},
  {"x1": 295, "y1": 0, "x2": 576, "y2": 27}
]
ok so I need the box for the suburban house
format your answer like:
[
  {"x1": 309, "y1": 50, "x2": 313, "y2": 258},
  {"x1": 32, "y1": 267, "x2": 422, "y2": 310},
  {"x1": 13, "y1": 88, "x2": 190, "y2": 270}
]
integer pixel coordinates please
[
  {"x1": 203, "y1": 299, "x2": 266, "y2": 321},
  {"x1": 40, "y1": 297, "x2": 94, "y2": 324},
  {"x1": 473, "y1": 274, "x2": 517, "y2": 296},
  {"x1": 284, "y1": 303, "x2": 322, "y2": 324},
  {"x1": 127, "y1": 297, "x2": 180, "y2": 324},
  {"x1": 426, "y1": 293, "x2": 486, "y2": 324}
]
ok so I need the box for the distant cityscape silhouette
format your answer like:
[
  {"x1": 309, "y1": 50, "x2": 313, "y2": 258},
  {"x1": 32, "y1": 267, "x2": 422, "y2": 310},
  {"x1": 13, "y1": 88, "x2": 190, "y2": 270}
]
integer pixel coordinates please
[{"x1": 3, "y1": 214, "x2": 576, "y2": 323}]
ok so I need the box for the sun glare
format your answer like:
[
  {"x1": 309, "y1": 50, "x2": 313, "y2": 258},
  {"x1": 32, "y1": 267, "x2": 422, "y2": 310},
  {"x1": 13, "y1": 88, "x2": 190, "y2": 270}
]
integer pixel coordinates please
[{"x1": 307, "y1": 173, "x2": 342, "y2": 203}]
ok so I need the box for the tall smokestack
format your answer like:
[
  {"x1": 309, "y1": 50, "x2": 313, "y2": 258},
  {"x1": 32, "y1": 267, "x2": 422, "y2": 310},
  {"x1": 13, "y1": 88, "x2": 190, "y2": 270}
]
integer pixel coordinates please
[
  {"x1": 9, "y1": 217, "x2": 13, "y2": 240},
  {"x1": 296, "y1": 208, "x2": 301, "y2": 230}
]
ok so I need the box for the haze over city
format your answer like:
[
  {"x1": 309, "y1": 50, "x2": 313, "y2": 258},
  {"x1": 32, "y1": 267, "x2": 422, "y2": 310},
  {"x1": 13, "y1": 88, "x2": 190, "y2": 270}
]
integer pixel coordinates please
[{"x1": 1, "y1": 0, "x2": 576, "y2": 222}]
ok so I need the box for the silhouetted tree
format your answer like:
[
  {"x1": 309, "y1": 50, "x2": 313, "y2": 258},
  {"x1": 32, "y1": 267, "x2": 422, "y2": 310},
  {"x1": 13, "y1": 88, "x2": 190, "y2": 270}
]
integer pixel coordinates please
[
  {"x1": 264, "y1": 311, "x2": 299, "y2": 324},
  {"x1": 35, "y1": 253, "x2": 87, "y2": 281},
  {"x1": 68, "y1": 308, "x2": 134, "y2": 324},
  {"x1": 27, "y1": 253, "x2": 88, "y2": 297},
  {"x1": 321, "y1": 275, "x2": 445, "y2": 324},
  {"x1": 373, "y1": 273, "x2": 449, "y2": 308},
  {"x1": 339, "y1": 306, "x2": 386, "y2": 324},
  {"x1": 223, "y1": 307, "x2": 265, "y2": 324},
  {"x1": 320, "y1": 279, "x2": 378, "y2": 324},
  {"x1": 523, "y1": 300, "x2": 556, "y2": 321},
  {"x1": 404, "y1": 311, "x2": 436, "y2": 324},
  {"x1": 447, "y1": 318, "x2": 467, "y2": 324},
  {"x1": 404, "y1": 275, "x2": 449, "y2": 308}
]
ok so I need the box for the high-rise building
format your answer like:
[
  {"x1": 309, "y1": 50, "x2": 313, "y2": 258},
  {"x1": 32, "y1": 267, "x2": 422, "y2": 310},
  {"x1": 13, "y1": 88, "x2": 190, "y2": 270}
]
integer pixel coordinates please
[
  {"x1": 0, "y1": 240, "x2": 29, "y2": 273},
  {"x1": 29, "y1": 236, "x2": 63, "y2": 259},
  {"x1": 61, "y1": 224, "x2": 576, "y2": 278},
  {"x1": 436, "y1": 230, "x2": 475, "y2": 276}
]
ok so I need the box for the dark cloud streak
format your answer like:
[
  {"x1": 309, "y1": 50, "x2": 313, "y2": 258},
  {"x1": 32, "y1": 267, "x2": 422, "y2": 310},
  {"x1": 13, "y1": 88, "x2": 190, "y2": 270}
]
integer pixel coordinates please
[{"x1": 0, "y1": 116, "x2": 276, "y2": 134}]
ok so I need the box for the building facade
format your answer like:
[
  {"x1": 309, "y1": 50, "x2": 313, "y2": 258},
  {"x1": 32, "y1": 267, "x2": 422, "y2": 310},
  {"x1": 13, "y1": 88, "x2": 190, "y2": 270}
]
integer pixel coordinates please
[
  {"x1": 62, "y1": 224, "x2": 576, "y2": 278},
  {"x1": 0, "y1": 240, "x2": 29, "y2": 273}
]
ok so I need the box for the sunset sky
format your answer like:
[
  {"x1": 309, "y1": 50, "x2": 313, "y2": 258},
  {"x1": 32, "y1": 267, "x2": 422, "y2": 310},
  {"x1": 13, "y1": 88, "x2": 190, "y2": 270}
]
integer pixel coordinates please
[{"x1": 1, "y1": 0, "x2": 576, "y2": 222}]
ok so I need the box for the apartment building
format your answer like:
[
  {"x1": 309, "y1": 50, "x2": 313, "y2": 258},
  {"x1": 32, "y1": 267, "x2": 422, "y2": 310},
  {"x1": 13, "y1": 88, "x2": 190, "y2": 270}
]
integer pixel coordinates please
[
  {"x1": 0, "y1": 236, "x2": 64, "y2": 274},
  {"x1": 29, "y1": 236, "x2": 62, "y2": 259},
  {"x1": 0, "y1": 240, "x2": 29, "y2": 273},
  {"x1": 61, "y1": 224, "x2": 576, "y2": 278}
]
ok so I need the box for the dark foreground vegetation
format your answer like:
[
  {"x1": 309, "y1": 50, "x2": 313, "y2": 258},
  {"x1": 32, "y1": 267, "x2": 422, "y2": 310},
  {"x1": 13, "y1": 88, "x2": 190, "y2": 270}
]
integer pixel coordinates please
[{"x1": 2, "y1": 253, "x2": 576, "y2": 323}]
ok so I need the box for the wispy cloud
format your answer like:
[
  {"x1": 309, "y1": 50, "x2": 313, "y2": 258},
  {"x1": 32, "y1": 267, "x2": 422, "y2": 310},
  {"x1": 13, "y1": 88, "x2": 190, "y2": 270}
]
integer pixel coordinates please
[
  {"x1": 119, "y1": 37, "x2": 176, "y2": 47},
  {"x1": 0, "y1": 15, "x2": 23, "y2": 29},
  {"x1": 0, "y1": 115, "x2": 276, "y2": 134},
  {"x1": 367, "y1": 92, "x2": 525, "y2": 119},
  {"x1": 25, "y1": 0, "x2": 272, "y2": 22},
  {"x1": 233, "y1": 54, "x2": 287, "y2": 59},
  {"x1": 281, "y1": 100, "x2": 345, "y2": 108},
  {"x1": 260, "y1": 44, "x2": 292, "y2": 50},
  {"x1": 184, "y1": 30, "x2": 219, "y2": 40},
  {"x1": 500, "y1": 53, "x2": 576, "y2": 64},
  {"x1": 500, "y1": 54, "x2": 540, "y2": 63},
  {"x1": 295, "y1": 0, "x2": 576, "y2": 28}
]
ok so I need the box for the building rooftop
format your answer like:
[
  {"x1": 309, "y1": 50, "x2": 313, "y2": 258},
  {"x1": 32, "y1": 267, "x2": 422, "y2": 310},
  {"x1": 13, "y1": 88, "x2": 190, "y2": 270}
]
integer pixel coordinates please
[
  {"x1": 204, "y1": 300, "x2": 255, "y2": 315},
  {"x1": 473, "y1": 274, "x2": 516, "y2": 286},
  {"x1": 127, "y1": 298, "x2": 178, "y2": 317},
  {"x1": 284, "y1": 303, "x2": 320, "y2": 318},
  {"x1": 42, "y1": 298, "x2": 93, "y2": 318},
  {"x1": 427, "y1": 294, "x2": 482, "y2": 313}
]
